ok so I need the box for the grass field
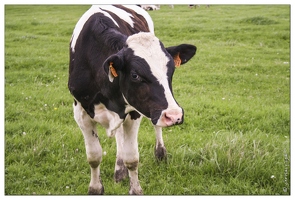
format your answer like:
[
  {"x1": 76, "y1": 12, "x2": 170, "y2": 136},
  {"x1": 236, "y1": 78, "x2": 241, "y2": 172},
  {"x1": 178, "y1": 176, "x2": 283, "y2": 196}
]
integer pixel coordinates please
[{"x1": 5, "y1": 5, "x2": 290, "y2": 195}]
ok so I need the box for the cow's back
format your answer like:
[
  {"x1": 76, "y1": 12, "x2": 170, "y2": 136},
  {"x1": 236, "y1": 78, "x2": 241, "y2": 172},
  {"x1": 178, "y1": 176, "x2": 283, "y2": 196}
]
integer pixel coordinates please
[{"x1": 70, "y1": 5, "x2": 154, "y2": 54}]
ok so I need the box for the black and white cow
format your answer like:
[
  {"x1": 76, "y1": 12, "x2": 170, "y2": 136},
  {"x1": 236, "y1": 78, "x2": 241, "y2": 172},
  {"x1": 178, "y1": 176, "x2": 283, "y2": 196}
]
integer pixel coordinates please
[{"x1": 68, "y1": 5, "x2": 196, "y2": 194}]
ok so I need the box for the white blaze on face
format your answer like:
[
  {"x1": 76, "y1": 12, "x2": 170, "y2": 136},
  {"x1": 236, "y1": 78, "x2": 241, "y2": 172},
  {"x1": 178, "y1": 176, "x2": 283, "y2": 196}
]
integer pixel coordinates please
[{"x1": 126, "y1": 32, "x2": 183, "y2": 127}]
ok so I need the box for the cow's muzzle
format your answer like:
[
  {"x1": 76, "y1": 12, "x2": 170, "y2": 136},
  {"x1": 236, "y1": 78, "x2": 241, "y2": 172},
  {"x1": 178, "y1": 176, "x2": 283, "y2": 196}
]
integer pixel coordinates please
[{"x1": 156, "y1": 108, "x2": 184, "y2": 127}]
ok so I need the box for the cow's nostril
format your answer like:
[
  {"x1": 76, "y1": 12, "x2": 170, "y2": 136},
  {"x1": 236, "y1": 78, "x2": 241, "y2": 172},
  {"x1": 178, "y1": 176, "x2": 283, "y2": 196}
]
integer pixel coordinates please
[{"x1": 176, "y1": 118, "x2": 182, "y2": 124}]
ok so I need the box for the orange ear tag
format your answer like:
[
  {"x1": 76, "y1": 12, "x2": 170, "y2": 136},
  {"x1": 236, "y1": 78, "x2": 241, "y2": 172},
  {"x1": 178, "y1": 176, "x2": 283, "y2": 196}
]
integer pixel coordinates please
[
  {"x1": 174, "y1": 53, "x2": 181, "y2": 68},
  {"x1": 109, "y1": 62, "x2": 118, "y2": 77}
]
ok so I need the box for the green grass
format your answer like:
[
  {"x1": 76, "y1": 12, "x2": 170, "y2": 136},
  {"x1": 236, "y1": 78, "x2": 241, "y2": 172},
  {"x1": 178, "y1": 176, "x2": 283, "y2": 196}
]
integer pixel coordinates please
[{"x1": 5, "y1": 5, "x2": 290, "y2": 195}]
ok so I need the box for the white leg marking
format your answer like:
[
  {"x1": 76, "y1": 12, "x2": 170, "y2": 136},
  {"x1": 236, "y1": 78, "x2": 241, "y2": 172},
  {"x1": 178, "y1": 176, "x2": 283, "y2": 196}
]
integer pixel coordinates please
[
  {"x1": 122, "y1": 114, "x2": 143, "y2": 195},
  {"x1": 114, "y1": 125, "x2": 128, "y2": 182},
  {"x1": 73, "y1": 102, "x2": 104, "y2": 194},
  {"x1": 154, "y1": 126, "x2": 167, "y2": 160}
]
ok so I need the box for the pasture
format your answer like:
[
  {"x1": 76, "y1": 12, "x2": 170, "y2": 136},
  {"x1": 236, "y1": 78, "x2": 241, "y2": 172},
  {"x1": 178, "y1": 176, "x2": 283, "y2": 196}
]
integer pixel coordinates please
[{"x1": 5, "y1": 5, "x2": 290, "y2": 195}]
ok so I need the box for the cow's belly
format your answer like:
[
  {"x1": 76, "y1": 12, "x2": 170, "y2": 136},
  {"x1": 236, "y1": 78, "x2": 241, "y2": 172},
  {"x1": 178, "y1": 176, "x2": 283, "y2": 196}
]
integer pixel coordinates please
[{"x1": 93, "y1": 103, "x2": 124, "y2": 137}]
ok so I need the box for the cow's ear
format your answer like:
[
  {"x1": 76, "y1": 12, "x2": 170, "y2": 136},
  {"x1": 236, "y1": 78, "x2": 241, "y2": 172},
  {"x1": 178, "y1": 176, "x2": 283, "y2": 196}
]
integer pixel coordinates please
[
  {"x1": 166, "y1": 44, "x2": 197, "y2": 67},
  {"x1": 103, "y1": 53, "x2": 124, "y2": 82}
]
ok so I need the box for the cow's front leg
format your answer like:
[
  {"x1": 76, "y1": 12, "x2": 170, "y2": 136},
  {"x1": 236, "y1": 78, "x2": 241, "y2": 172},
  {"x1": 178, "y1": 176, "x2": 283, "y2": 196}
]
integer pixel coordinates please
[
  {"x1": 74, "y1": 102, "x2": 104, "y2": 195},
  {"x1": 123, "y1": 114, "x2": 143, "y2": 195},
  {"x1": 154, "y1": 126, "x2": 167, "y2": 160}
]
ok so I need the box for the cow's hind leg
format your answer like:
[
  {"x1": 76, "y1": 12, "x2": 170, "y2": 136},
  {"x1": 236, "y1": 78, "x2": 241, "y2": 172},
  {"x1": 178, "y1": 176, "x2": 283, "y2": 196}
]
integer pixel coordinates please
[
  {"x1": 114, "y1": 125, "x2": 128, "y2": 182},
  {"x1": 154, "y1": 126, "x2": 167, "y2": 160},
  {"x1": 74, "y1": 102, "x2": 104, "y2": 195}
]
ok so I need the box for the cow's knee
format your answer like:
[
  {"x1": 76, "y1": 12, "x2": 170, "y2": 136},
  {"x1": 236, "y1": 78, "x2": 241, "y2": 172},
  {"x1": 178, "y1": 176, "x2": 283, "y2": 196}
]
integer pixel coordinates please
[
  {"x1": 125, "y1": 160, "x2": 139, "y2": 171},
  {"x1": 87, "y1": 153, "x2": 101, "y2": 168}
]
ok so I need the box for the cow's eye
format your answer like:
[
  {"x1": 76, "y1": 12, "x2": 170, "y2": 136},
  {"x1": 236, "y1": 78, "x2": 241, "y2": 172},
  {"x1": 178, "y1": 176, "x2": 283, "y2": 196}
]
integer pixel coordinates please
[{"x1": 131, "y1": 72, "x2": 141, "y2": 81}]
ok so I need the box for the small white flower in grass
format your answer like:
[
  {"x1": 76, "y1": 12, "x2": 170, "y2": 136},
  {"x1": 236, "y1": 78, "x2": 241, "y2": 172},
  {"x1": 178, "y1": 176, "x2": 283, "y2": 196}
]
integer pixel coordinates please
[
  {"x1": 103, "y1": 151, "x2": 107, "y2": 156},
  {"x1": 271, "y1": 175, "x2": 275, "y2": 179},
  {"x1": 66, "y1": 186, "x2": 70, "y2": 189},
  {"x1": 255, "y1": 73, "x2": 258, "y2": 76},
  {"x1": 222, "y1": 97, "x2": 225, "y2": 100},
  {"x1": 23, "y1": 132, "x2": 26, "y2": 135}
]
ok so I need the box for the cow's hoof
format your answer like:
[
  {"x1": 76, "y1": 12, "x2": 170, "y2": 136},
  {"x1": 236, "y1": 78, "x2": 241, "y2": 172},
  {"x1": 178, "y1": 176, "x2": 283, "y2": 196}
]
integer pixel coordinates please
[
  {"x1": 88, "y1": 185, "x2": 104, "y2": 195},
  {"x1": 114, "y1": 167, "x2": 128, "y2": 182},
  {"x1": 155, "y1": 144, "x2": 167, "y2": 160},
  {"x1": 129, "y1": 187, "x2": 143, "y2": 195},
  {"x1": 114, "y1": 158, "x2": 128, "y2": 182}
]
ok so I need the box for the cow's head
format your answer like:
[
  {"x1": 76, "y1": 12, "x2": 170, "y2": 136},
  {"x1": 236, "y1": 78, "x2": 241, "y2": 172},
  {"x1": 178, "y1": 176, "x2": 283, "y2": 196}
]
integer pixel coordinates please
[{"x1": 103, "y1": 32, "x2": 196, "y2": 127}]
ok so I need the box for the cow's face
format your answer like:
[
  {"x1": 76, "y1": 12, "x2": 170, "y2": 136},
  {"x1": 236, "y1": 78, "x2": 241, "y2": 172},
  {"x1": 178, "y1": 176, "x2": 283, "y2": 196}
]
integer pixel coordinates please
[{"x1": 103, "y1": 32, "x2": 196, "y2": 127}]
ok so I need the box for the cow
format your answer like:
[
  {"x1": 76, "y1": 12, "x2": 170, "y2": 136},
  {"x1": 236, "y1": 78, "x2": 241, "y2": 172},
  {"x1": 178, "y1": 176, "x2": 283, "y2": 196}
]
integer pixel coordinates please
[
  {"x1": 68, "y1": 5, "x2": 197, "y2": 194},
  {"x1": 138, "y1": 5, "x2": 160, "y2": 11},
  {"x1": 189, "y1": 5, "x2": 210, "y2": 9}
]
